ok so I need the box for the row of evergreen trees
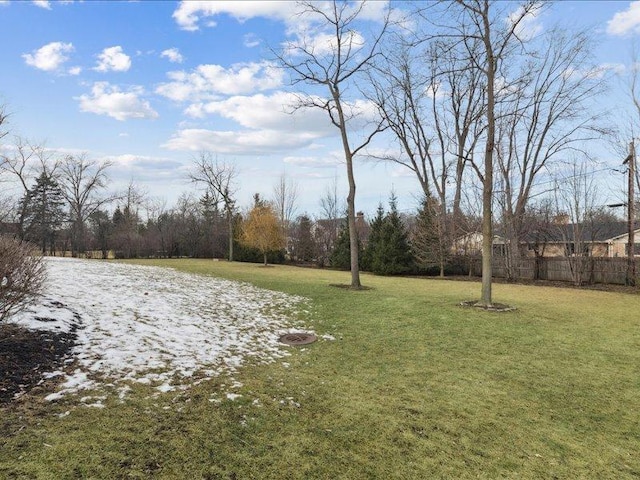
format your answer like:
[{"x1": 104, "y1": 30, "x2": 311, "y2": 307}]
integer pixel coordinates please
[{"x1": 330, "y1": 194, "x2": 437, "y2": 276}]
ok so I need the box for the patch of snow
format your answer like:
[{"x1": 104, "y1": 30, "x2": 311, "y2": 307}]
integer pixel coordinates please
[
  {"x1": 15, "y1": 257, "x2": 311, "y2": 404},
  {"x1": 10, "y1": 298, "x2": 79, "y2": 333}
]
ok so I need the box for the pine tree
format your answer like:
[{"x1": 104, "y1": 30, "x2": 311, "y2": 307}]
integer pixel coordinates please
[
  {"x1": 411, "y1": 195, "x2": 443, "y2": 274},
  {"x1": 22, "y1": 172, "x2": 67, "y2": 254},
  {"x1": 362, "y1": 203, "x2": 385, "y2": 271},
  {"x1": 329, "y1": 219, "x2": 361, "y2": 270},
  {"x1": 291, "y1": 214, "x2": 316, "y2": 262},
  {"x1": 369, "y1": 194, "x2": 414, "y2": 275},
  {"x1": 89, "y1": 209, "x2": 113, "y2": 259}
]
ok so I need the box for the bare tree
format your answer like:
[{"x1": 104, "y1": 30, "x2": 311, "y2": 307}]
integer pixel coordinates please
[
  {"x1": 369, "y1": 29, "x2": 485, "y2": 276},
  {"x1": 496, "y1": 27, "x2": 608, "y2": 280},
  {"x1": 441, "y1": 0, "x2": 542, "y2": 306},
  {"x1": 188, "y1": 152, "x2": 238, "y2": 261},
  {"x1": 0, "y1": 236, "x2": 46, "y2": 322},
  {"x1": 316, "y1": 176, "x2": 342, "y2": 267},
  {"x1": 58, "y1": 154, "x2": 112, "y2": 257},
  {"x1": 112, "y1": 181, "x2": 146, "y2": 258},
  {"x1": 0, "y1": 106, "x2": 11, "y2": 222},
  {"x1": 274, "y1": 0, "x2": 390, "y2": 288},
  {"x1": 553, "y1": 159, "x2": 601, "y2": 286},
  {"x1": 272, "y1": 173, "x2": 299, "y2": 253},
  {"x1": 0, "y1": 104, "x2": 7, "y2": 143}
]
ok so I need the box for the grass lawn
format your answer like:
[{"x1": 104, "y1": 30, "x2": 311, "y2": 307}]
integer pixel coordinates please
[{"x1": 1, "y1": 259, "x2": 639, "y2": 479}]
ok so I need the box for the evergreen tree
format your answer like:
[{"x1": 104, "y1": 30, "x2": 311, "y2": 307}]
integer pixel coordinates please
[
  {"x1": 22, "y1": 172, "x2": 67, "y2": 254},
  {"x1": 329, "y1": 221, "x2": 352, "y2": 270},
  {"x1": 368, "y1": 193, "x2": 414, "y2": 275},
  {"x1": 329, "y1": 218, "x2": 362, "y2": 270},
  {"x1": 89, "y1": 209, "x2": 113, "y2": 259},
  {"x1": 411, "y1": 195, "x2": 443, "y2": 274},
  {"x1": 362, "y1": 203, "x2": 385, "y2": 271},
  {"x1": 291, "y1": 214, "x2": 316, "y2": 262},
  {"x1": 199, "y1": 191, "x2": 219, "y2": 258}
]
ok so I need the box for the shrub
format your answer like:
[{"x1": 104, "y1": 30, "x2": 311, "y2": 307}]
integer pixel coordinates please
[{"x1": 0, "y1": 236, "x2": 46, "y2": 322}]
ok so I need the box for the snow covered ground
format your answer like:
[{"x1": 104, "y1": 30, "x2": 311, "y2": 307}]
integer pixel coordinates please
[{"x1": 9, "y1": 257, "x2": 311, "y2": 406}]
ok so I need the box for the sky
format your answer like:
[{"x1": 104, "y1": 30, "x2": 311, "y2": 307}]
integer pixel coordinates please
[{"x1": 0, "y1": 0, "x2": 639, "y2": 217}]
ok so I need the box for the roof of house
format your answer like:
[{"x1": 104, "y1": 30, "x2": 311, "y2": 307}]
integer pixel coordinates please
[{"x1": 524, "y1": 221, "x2": 637, "y2": 244}]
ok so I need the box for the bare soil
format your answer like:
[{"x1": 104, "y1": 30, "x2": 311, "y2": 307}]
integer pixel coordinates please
[{"x1": 0, "y1": 323, "x2": 77, "y2": 405}]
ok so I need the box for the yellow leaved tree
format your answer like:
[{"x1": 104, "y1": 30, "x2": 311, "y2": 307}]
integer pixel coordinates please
[{"x1": 240, "y1": 198, "x2": 284, "y2": 266}]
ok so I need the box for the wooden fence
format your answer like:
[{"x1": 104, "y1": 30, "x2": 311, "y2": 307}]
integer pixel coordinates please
[{"x1": 455, "y1": 256, "x2": 637, "y2": 286}]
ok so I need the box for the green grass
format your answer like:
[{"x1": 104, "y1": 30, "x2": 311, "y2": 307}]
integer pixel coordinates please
[{"x1": 2, "y1": 259, "x2": 640, "y2": 479}]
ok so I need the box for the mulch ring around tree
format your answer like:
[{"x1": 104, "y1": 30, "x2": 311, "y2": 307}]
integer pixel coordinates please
[
  {"x1": 0, "y1": 323, "x2": 77, "y2": 405},
  {"x1": 460, "y1": 300, "x2": 516, "y2": 312},
  {"x1": 329, "y1": 284, "x2": 374, "y2": 291}
]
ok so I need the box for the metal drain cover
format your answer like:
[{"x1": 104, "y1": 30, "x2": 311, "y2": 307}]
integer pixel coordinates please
[{"x1": 279, "y1": 332, "x2": 317, "y2": 346}]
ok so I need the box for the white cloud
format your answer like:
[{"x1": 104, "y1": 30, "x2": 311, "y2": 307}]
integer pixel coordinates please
[
  {"x1": 68, "y1": 66, "x2": 82, "y2": 75},
  {"x1": 173, "y1": 1, "x2": 297, "y2": 31},
  {"x1": 283, "y1": 155, "x2": 342, "y2": 168},
  {"x1": 162, "y1": 93, "x2": 379, "y2": 156},
  {"x1": 425, "y1": 81, "x2": 447, "y2": 100},
  {"x1": 183, "y1": 91, "x2": 330, "y2": 130},
  {"x1": 94, "y1": 46, "x2": 131, "y2": 72},
  {"x1": 173, "y1": 1, "x2": 389, "y2": 32},
  {"x1": 243, "y1": 33, "x2": 261, "y2": 48},
  {"x1": 563, "y1": 63, "x2": 626, "y2": 80},
  {"x1": 0, "y1": 1, "x2": 9, "y2": 6},
  {"x1": 162, "y1": 128, "x2": 321, "y2": 155},
  {"x1": 156, "y1": 61, "x2": 283, "y2": 101},
  {"x1": 33, "y1": 0, "x2": 51, "y2": 9},
  {"x1": 77, "y1": 82, "x2": 158, "y2": 121},
  {"x1": 160, "y1": 48, "x2": 183, "y2": 63},
  {"x1": 101, "y1": 154, "x2": 186, "y2": 181},
  {"x1": 23, "y1": 41, "x2": 74, "y2": 72},
  {"x1": 607, "y1": 1, "x2": 640, "y2": 36},
  {"x1": 286, "y1": 30, "x2": 366, "y2": 58}
]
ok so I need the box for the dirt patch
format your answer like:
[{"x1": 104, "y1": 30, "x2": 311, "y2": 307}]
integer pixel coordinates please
[
  {"x1": 329, "y1": 283, "x2": 373, "y2": 291},
  {"x1": 0, "y1": 323, "x2": 77, "y2": 405},
  {"x1": 460, "y1": 300, "x2": 516, "y2": 312}
]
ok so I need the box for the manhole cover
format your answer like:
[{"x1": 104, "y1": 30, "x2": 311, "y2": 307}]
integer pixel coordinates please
[{"x1": 279, "y1": 333, "x2": 317, "y2": 346}]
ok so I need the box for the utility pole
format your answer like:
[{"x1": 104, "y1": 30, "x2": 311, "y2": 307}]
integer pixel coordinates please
[{"x1": 624, "y1": 140, "x2": 636, "y2": 286}]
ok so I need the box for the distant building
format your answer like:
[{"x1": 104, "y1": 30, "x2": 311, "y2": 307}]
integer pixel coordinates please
[{"x1": 455, "y1": 221, "x2": 640, "y2": 258}]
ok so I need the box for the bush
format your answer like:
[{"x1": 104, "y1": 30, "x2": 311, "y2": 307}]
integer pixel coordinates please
[{"x1": 0, "y1": 236, "x2": 46, "y2": 322}]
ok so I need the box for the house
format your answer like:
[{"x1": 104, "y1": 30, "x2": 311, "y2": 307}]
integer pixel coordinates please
[
  {"x1": 313, "y1": 211, "x2": 370, "y2": 244},
  {"x1": 454, "y1": 221, "x2": 640, "y2": 258},
  {"x1": 521, "y1": 221, "x2": 640, "y2": 258}
]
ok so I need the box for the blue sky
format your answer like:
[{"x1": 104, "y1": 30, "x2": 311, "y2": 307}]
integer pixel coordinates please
[{"x1": 0, "y1": 1, "x2": 639, "y2": 217}]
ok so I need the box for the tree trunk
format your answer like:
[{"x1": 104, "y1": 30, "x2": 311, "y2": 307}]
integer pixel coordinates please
[
  {"x1": 346, "y1": 158, "x2": 361, "y2": 288},
  {"x1": 333, "y1": 89, "x2": 361, "y2": 289},
  {"x1": 480, "y1": 4, "x2": 495, "y2": 307},
  {"x1": 227, "y1": 209, "x2": 234, "y2": 262}
]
